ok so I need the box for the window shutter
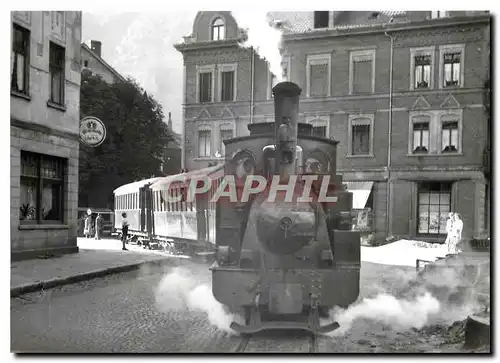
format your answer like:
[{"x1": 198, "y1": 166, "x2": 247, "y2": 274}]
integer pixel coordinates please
[
  {"x1": 353, "y1": 60, "x2": 372, "y2": 94},
  {"x1": 310, "y1": 64, "x2": 328, "y2": 97}
]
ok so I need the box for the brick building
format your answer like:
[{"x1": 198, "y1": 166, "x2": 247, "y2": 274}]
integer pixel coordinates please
[
  {"x1": 11, "y1": 11, "x2": 82, "y2": 260},
  {"x1": 174, "y1": 11, "x2": 491, "y2": 243}
]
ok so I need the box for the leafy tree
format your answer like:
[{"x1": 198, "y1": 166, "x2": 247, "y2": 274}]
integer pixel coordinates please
[{"x1": 79, "y1": 72, "x2": 174, "y2": 208}]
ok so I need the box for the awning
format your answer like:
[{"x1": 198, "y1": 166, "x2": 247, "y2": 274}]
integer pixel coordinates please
[
  {"x1": 150, "y1": 164, "x2": 225, "y2": 191},
  {"x1": 344, "y1": 181, "x2": 374, "y2": 210}
]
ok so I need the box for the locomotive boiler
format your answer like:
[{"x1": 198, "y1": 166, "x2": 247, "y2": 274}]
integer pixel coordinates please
[{"x1": 210, "y1": 82, "x2": 360, "y2": 335}]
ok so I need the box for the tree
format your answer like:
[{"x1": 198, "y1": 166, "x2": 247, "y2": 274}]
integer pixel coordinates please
[{"x1": 79, "y1": 72, "x2": 174, "y2": 208}]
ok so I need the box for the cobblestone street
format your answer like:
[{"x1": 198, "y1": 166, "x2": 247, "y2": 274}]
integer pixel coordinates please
[{"x1": 10, "y1": 258, "x2": 482, "y2": 353}]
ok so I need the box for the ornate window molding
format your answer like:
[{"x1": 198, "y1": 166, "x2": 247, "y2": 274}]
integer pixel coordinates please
[
  {"x1": 438, "y1": 44, "x2": 465, "y2": 89},
  {"x1": 349, "y1": 49, "x2": 376, "y2": 95},
  {"x1": 196, "y1": 64, "x2": 215, "y2": 103},
  {"x1": 305, "y1": 53, "x2": 331, "y2": 98},
  {"x1": 347, "y1": 114, "x2": 374, "y2": 157},
  {"x1": 409, "y1": 46, "x2": 436, "y2": 91},
  {"x1": 305, "y1": 115, "x2": 330, "y2": 138},
  {"x1": 217, "y1": 63, "x2": 237, "y2": 102}
]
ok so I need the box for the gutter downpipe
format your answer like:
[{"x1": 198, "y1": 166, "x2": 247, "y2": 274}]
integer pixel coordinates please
[
  {"x1": 181, "y1": 63, "x2": 187, "y2": 171},
  {"x1": 384, "y1": 30, "x2": 394, "y2": 239},
  {"x1": 250, "y1": 46, "x2": 255, "y2": 124}
]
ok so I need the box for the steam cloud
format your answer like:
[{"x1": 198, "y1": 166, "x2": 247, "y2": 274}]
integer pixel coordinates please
[
  {"x1": 154, "y1": 267, "x2": 242, "y2": 333},
  {"x1": 231, "y1": 11, "x2": 284, "y2": 82}
]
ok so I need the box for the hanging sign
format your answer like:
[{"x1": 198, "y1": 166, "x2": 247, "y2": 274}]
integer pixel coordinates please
[{"x1": 79, "y1": 116, "x2": 106, "y2": 147}]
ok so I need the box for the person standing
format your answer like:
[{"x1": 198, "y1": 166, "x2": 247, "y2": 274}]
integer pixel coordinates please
[
  {"x1": 94, "y1": 213, "x2": 103, "y2": 240},
  {"x1": 84, "y1": 214, "x2": 92, "y2": 239},
  {"x1": 121, "y1": 212, "x2": 129, "y2": 251},
  {"x1": 452, "y1": 213, "x2": 464, "y2": 253},
  {"x1": 445, "y1": 212, "x2": 454, "y2": 254}
]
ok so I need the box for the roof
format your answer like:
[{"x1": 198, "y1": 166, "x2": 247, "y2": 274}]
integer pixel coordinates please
[
  {"x1": 113, "y1": 177, "x2": 164, "y2": 195},
  {"x1": 81, "y1": 43, "x2": 126, "y2": 82},
  {"x1": 150, "y1": 164, "x2": 224, "y2": 191},
  {"x1": 266, "y1": 11, "x2": 407, "y2": 34}
]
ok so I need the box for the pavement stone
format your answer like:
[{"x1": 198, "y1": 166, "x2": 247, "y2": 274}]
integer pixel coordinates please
[{"x1": 10, "y1": 238, "x2": 189, "y2": 297}]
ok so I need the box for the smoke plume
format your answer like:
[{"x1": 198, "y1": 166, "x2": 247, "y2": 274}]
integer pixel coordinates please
[
  {"x1": 154, "y1": 266, "x2": 241, "y2": 333},
  {"x1": 231, "y1": 11, "x2": 284, "y2": 81}
]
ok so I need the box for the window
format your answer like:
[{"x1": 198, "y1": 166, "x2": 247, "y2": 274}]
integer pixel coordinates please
[
  {"x1": 410, "y1": 47, "x2": 435, "y2": 90},
  {"x1": 218, "y1": 63, "x2": 237, "y2": 102},
  {"x1": 11, "y1": 23, "x2": 30, "y2": 95},
  {"x1": 412, "y1": 122, "x2": 430, "y2": 153},
  {"x1": 348, "y1": 115, "x2": 373, "y2": 156},
  {"x1": 312, "y1": 126, "x2": 327, "y2": 138},
  {"x1": 443, "y1": 53, "x2": 460, "y2": 87},
  {"x1": 417, "y1": 182, "x2": 452, "y2": 235},
  {"x1": 352, "y1": 125, "x2": 370, "y2": 155},
  {"x1": 20, "y1": 151, "x2": 65, "y2": 224},
  {"x1": 198, "y1": 130, "x2": 211, "y2": 157},
  {"x1": 49, "y1": 42, "x2": 65, "y2": 105},
  {"x1": 212, "y1": 18, "x2": 225, "y2": 41},
  {"x1": 441, "y1": 121, "x2": 459, "y2": 153},
  {"x1": 431, "y1": 11, "x2": 447, "y2": 19},
  {"x1": 350, "y1": 50, "x2": 375, "y2": 95},
  {"x1": 439, "y1": 44, "x2": 464, "y2": 88},
  {"x1": 220, "y1": 129, "x2": 233, "y2": 155},
  {"x1": 314, "y1": 11, "x2": 329, "y2": 28},
  {"x1": 415, "y1": 55, "x2": 431, "y2": 89},
  {"x1": 306, "y1": 54, "x2": 331, "y2": 98},
  {"x1": 199, "y1": 72, "x2": 212, "y2": 103},
  {"x1": 281, "y1": 57, "x2": 291, "y2": 81}
]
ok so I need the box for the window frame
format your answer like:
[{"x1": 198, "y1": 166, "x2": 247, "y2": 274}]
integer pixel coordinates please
[
  {"x1": 306, "y1": 53, "x2": 331, "y2": 98},
  {"x1": 19, "y1": 151, "x2": 66, "y2": 225},
  {"x1": 349, "y1": 49, "x2": 376, "y2": 95},
  {"x1": 438, "y1": 110, "x2": 463, "y2": 155},
  {"x1": 438, "y1": 44, "x2": 465, "y2": 89},
  {"x1": 49, "y1": 41, "x2": 65, "y2": 105},
  {"x1": 347, "y1": 114, "x2": 374, "y2": 158},
  {"x1": 211, "y1": 17, "x2": 225, "y2": 41},
  {"x1": 218, "y1": 63, "x2": 237, "y2": 102},
  {"x1": 197, "y1": 125, "x2": 212, "y2": 158},
  {"x1": 410, "y1": 46, "x2": 435, "y2": 91},
  {"x1": 408, "y1": 114, "x2": 431, "y2": 155},
  {"x1": 416, "y1": 181, "x2": 452, "y2": 236},
  {"x1": 219, "y1": 127, "x2": 234, "y2": 156},
  {"x1": 11, "y1": 22, "x2": 30, "y2": 96},
  {"x1": 196, "y1": 64, "x2": 215, "y2": 103},
  {"x1": 305, "y1": 115, "x2": 330, "y2": 139}
]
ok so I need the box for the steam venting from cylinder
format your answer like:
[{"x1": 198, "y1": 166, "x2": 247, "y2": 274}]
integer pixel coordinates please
[{"x1": 272, "y1": 82, "x2": 301, "y2": 181}]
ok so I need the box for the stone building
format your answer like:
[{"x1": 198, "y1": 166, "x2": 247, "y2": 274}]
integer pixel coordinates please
[
  {"x1": 11, "y1": 11, "x2": 82, "y2": 260},
  {"x1": 174, "y1": 11, "x2": 491, "y2": 243},
  {"x1": 81, "y1": 40, "x2": 126, "y2": 84}
]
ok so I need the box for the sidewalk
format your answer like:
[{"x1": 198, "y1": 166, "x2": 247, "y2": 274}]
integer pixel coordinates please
[{"x1": 11, "y1": 238, "x2": 189, "y2": 297}]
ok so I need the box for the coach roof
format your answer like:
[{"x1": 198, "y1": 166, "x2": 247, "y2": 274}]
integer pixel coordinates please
[
  {"x1": 113, "y1": 177, "x2": 164, "y2": 196},
  {"x1": 150, "y1": 164, "x2": 224, "y2": 191}
]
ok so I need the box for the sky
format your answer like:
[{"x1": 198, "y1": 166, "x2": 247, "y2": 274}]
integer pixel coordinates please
[{"x1": 82, "y1": 11, "x2": 197, "y2": 133}]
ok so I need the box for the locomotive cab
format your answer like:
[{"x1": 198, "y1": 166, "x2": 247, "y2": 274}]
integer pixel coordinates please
[{"x1": 211, "y1": 82, "x2": 361, "y2": 335}]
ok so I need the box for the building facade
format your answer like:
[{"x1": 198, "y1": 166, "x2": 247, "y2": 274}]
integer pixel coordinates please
[
  {"x1": 175, "y1": 11, "x2": 490, "y2": 243},
  {"x1": 81, "y1": 40, "x2": 126, "y2": 84},
  {"x1": 11, "y1": 11, "x2": 82, "y2": 260}
]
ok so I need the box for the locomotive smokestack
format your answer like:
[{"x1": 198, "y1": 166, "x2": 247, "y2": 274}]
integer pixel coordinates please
[{"x1": 272, "y1": 82, "x2": 301, "y2": 179}]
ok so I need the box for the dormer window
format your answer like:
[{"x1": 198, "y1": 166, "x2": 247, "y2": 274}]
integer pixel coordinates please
[
  {"x1": 212, "y1": 18, "x2": 225, "y2": 41},
  {"x1": 313, "y1": 11, "x2": 329, "y2": 29}
]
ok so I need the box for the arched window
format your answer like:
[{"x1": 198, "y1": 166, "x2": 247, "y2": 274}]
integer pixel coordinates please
[{"x1": 212, "y1": 18, "x2": 225, "y2": 41}]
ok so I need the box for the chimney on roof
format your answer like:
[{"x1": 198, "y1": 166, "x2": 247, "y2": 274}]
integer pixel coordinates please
[
  {"x1": 168, "y1": 112, "x2": 173, "y2": 130},
  {"x1": 90, "y1": 40, "x2": 102, "y2": 58}
]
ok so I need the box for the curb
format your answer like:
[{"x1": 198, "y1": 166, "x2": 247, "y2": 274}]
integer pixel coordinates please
[{"x1": 10, "y1": 257, "x2": 174, "y2": 298}]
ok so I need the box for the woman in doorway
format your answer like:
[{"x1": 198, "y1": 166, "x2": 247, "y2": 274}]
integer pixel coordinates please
[{"x1": 452, "y1": 213, "x2": 464, "y2": 253}]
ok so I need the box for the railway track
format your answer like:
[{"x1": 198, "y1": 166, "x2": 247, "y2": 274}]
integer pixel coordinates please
[{"x1": 234, "y1": 331, "x2": 320, "y2": 353}]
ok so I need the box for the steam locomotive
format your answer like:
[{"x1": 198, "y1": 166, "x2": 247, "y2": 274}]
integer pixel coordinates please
[
  {"x1": 210, "y1": 82, "x2": 360, "y2": 334},
  {"x1": 112, "y1": 81, "x2": 360, "y2": 334}
]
